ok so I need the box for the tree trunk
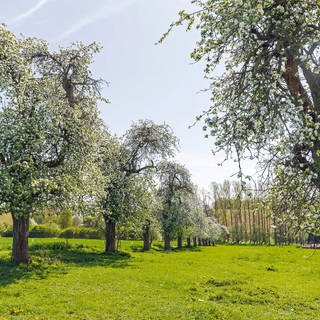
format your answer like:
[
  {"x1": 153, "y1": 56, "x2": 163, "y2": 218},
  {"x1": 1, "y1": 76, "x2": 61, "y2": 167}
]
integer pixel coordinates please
[
  {"x1": 193, "y1": 237, "x2": 197, "y2": 247},
  {"x1": 187, "y1": 237, "x2": 191, "y2": 247},
  {"x1": 198, "y1": 238, "x2": 202, "y2": 246},
  {"x1": 12, "y1": 216, "x2": 29, "y2": 263},
  {"x1": 177, "y1": 236, "x2": 182, "y2": 249},
  {"x1": 105, "y1": 220, "x2": 116, "y2": 253},
  {"x1": 143, "y1": 222, "x2": 151, "y2": 250},
  {"x1": 164, "y1": 233, "x2": 171, "y2": 250}
]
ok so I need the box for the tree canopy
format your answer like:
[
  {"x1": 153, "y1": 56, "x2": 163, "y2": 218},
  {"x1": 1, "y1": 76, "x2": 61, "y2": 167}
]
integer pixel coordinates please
[
  {"x1": 164, "y1": 0, "x2": 320, "y2": 231},
  {"x1": 101, "y1": 120, "x2": 179, "y2": 252},
  {"x1": 0, "y1": 26, "x2": 105, "y2": 261},
  {"x1": 157, "y1": 160, "x2": 194, "y2": 249}
]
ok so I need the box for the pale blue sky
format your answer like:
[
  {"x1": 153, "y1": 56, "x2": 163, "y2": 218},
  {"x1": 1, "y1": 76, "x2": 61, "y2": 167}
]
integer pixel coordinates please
[{"x1": 2, "y1": 0, "x2": 254, "y2": 189}]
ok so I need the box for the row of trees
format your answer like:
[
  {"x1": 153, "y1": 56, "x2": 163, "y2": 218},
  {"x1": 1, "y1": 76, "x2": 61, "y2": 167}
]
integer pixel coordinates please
[
  {"x1": 0, "y1": 26, "x2": 227, "y2": 263},
  {"x1": 7, "y1": 0, "x2": 320, "y2": 262},
  {"x1": 100, "y1": 125, "x2": 228, "y2": 253}
]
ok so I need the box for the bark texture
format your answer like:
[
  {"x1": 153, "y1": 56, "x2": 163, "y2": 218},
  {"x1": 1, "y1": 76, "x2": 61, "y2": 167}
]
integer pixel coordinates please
[
  {"x1": 177, "y1": 236, "x2": 182, "y2": 249},
  {"x1": 12, "y1": 216, "x2": 29, "y2": 263},
  {"x1": 143, "y1": 222, "x2": 151, "y2": 250},
  {"x1": 105, "y1": 220, "x2": 116, "y2": 253},
  {"x1": 164, "y1": 233, "x2": 171, "y2": 250}
]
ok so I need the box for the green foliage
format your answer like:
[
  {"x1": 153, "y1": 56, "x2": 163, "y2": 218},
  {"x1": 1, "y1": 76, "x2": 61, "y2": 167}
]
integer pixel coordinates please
[
  {"x1": 83, "y1": 214, "x2": 105, "y2": 229},
  {"x1": 117, "y1": 221, "x2": 143, "y2": 240},
  {"x1": 0, "y1": 239, "x2": 319, "y2": 319},
  {"x1": 157, "y1": 161, "x2": 194, "y2": 241},
  {"x1": 59, "y1": 227, "x2": 103, "y2": 239},
  {"x1": 29, "y1": 225, "x2": 60, "y2": 238},
  {"x1": 77, "y1": 227, "x2": 104, "y2": 240},
  {"x1": 101, "y1": 120, "x2": 178, "y2": 225},
  {"x1": 0, "y1": 26, "x2": 106, "y2": 223},
  {"x1": 1, "y1": 224, "x2": 104, "y2": 240},
  {"x1": 168, "y1": 1, "x2": 320, "y2": 231},
  {"x1": 59, "y1": 227, "x2": 76, "y2": 239},
  {"x1": 0, "y1": 224, "x2": 6, "y2": 236},
  {"x1": 1, "y1": 225, "x2": 13, "y2": 237},
  {"x1": 58, "y1": 210, "x2": 73, "y2": 229}
]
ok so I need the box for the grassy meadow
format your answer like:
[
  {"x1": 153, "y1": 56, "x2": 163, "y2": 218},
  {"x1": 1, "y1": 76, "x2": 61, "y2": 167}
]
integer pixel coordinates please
[{"x1": 0, "y1": 238, "x2": 319, "y2": 319}]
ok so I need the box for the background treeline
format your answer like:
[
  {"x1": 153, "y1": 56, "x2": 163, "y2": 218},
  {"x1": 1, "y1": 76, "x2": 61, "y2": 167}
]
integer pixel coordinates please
[
  {"x1": 0, "y1": 177, "x2": 311, "y2": 246},
  {"x1": 200, "y1": 180, "x2": 309, "y2": 245}
]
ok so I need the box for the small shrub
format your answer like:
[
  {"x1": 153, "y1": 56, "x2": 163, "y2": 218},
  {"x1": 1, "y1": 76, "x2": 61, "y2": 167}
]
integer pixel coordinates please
[
  {"x1": 59, "y1": 227, "x2": 78, "y2": 239},
  {"x1": 29, "y1": 225, "x2": 60, "y2": 238},
  {"x1": 0, "y1": 224, "x2": 7, "y2": 236},
  {"x1": 3, "y1": 226, "x2": 13, "y2": 237}
]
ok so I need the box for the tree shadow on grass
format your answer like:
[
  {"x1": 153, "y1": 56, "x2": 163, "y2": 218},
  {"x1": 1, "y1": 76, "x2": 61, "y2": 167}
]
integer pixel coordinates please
[
  {"x1": 0, "y1": 254, "x2": 66, "y2": 287},
  {"x1": 0, "y1": 242, "x2": 132, "y2": 287},
  {"x1": 31, "y1": 242, "x2": 131, "y2": 267}
]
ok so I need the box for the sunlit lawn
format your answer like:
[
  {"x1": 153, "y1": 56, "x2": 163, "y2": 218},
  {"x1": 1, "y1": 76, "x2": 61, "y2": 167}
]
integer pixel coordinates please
[{"x1": 0, "y1": 238, "x2": 319, "y2": 319}]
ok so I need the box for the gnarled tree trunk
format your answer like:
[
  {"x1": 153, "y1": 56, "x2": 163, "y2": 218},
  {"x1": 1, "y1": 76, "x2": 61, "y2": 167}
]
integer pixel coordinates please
[
  {"x1": 164, "y1": 233, "x2": 171, "y2": 250},
  {"x1": 143, "y1": 222, "x2": 151, "y2": 250},
  {"x1": 186, "y1": 237, "x2": 191, "y2": 247},
  {"x1": 105, "y1": 219, "x2": 116, "y2": 253},
  {"x1": 177, "y1": 235, "x2": 182, "y2": 249},
  {"x1": 12, "y1": 216, "x2": 29, "y2": 263}
]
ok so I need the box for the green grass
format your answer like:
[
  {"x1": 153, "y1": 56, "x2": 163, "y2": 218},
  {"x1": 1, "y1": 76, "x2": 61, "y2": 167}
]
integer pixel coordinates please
[{"x1": 0, "y1": 238, "x2": 319, "y2": 319}]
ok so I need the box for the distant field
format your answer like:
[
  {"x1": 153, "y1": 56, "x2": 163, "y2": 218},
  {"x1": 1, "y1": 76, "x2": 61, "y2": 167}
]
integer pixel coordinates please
[{"x1": 0, "y1": 239, "x2": 319, "y2": 320}]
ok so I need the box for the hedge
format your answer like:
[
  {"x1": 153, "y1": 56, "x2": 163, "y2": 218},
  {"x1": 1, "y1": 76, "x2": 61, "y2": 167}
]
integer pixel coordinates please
[
  {"x1": 29, "y1": 225, "x2": 60, "y2": 238},
  {"x1": 0, "y1": 225, "x2": 104, "y2": 240},
  {"x1": 59, "y1": 227, "x2": 103, "y2": 239}
]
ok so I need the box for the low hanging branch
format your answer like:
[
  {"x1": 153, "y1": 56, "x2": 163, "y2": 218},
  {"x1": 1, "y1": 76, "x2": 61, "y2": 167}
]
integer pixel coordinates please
[{"x1": 163, "y1": 0, "x2": 320, "y2": 232}]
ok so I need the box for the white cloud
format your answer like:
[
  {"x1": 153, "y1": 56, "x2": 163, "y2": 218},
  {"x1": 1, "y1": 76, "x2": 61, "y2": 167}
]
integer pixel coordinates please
[
  {"x1": 55, "y1": 0, "x2": 137, "y2": 42},
  {"x1": 8, "y1": 0, "x2": 50, "y2": 25}
]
